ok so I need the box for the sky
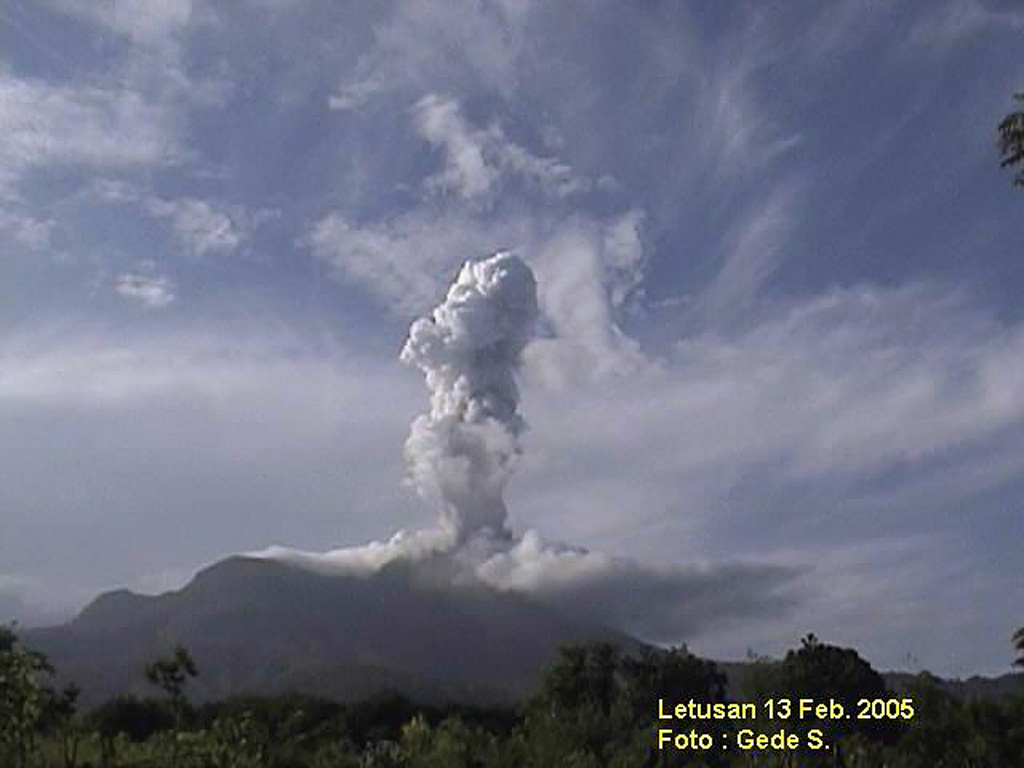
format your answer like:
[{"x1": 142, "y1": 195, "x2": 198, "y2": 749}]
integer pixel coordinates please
[{"x1": 0, "y1": 0, "x2": 1022, "y2": 678}]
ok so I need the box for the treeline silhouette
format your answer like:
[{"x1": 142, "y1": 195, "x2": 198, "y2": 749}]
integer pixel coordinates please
[{"x1": 2, "y1": 624, "x2": 1023, "y2": 767}]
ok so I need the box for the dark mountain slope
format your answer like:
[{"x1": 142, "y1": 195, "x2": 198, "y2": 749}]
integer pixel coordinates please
[{"x1": 26, "y1": 556, "x2": 643, "y2": 705}]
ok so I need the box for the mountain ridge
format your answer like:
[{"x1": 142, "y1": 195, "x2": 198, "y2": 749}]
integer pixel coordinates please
[{"x1": 25, "y1": 555, "x2": 643, "y2": 706}]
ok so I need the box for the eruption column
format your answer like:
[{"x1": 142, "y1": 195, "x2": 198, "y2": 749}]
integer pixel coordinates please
[{"x1": 400, "y1": 253, "x2": 538, "y2": 541}]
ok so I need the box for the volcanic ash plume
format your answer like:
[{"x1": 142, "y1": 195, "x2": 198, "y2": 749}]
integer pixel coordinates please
[
  {"x1": 251, "y1": 251, "x2": 798, "y2": 642},
  {"x1": 400, "y1": 253, "x2": 538, "y2": 541}
]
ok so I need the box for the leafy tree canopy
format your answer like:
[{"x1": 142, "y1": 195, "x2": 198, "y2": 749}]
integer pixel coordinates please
[{"x1": 998, "y1": 93, "x2": 1024, "y2": 186}]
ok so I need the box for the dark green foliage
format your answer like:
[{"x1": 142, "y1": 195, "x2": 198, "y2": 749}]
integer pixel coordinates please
[
  {"x1": 144, "y1": 644, "x2": 198, "y2": 708},
  {"x1": 6, "y1": 629, "x2": 1024, "y2": 767},
  {"x1": 517, "y1": 642, "x2": 729, "y2": 767},
  {"x1": 778, "y1": 633, "x2": 898, "y2": 754},
  {"x1": 619, "y1": 645, "x2": 726, "y2": 727},
  {"x1": 342, "y1": 690, "x2": 423, "y2": 745},
  {"x1": 39, "y1": 683, "x2": 83, "y2": 768},
  {"x1": 197, "y1": 692, "x2": 344, "y2": 742},
  {"x1": 0, "y1": 624, "x2": 55, "y2": 768},
  {"x1": 999, "y1": 94, "x2": 1024, "y2": 186},
  {"x1": 0, "y1": 624, "x2": 17, "y2": 652},
  {"x1": 143, "y1": 644, "x2": 199, "y2": 768},
  {"x1": 779, "y1": 634, "x2": 887, "y2": 704},
  {"x1": 89, "y1": 695, "x2": 175, "y2": 742},
  {"x1": 38, "y1": 683, "x2": 80, "y2": 735}
]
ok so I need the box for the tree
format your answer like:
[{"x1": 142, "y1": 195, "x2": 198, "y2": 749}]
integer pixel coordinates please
[
  {"x1": 40, "y1": 683, "x2": 83, "y2": 768},
  {"x1": 401, "y1": 715, "x2": 507, "y2": 768},
  {"x1": 523, "y1": 643, "x2": 728, "y2": 768},
  {"x1": 619, "y1": 646, "x2": 727, "y2": 768},
  {"x1": 540, "y1": 643, "x2": 622, "y2": 717},
  {"x1": 530, "y1": 642, "x2": 622, "y2": 763},
  {"x1": 0, "y1": 624, "x2": 54, "y2": 768},
  {"x1": 90, "y1": 694, "x2": 175, "y2": 742},
  {"x1": 144, "y1": 644, "x2": 198, "y2": 768},
  {"x1": 894, "y1": 672, "x2": 968, "y2": 767},
  {"x1": 778, "y1": 633, "x2": 895, "y2": 749},
  {"x1": 91, "y1": 694, "x2": 175, "y2": 768},
  {"x1": 998, "y1": 93, "x2": 1024, "y2": 186},
  {"x1": 780, "y1": 634, "x2": 887, "y2": 701},
  {"x1": 145, "y1": 645, "x2": 198, "y2": 722},
  {"x1": 199, "y1": 711, "x2": 271, "y2": 768}
]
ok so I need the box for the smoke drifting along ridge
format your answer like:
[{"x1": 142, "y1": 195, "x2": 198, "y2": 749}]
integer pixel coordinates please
[
  {"x1": 253, "y1": 252, "x2": 798, "y2": 643},
  {"x1": 400, "y1": 253, "x2": 538, "y2": 540}
]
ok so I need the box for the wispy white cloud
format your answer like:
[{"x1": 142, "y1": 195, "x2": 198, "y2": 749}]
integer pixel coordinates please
[
  {"x1": 525, "y1": 212, "x2": 647, "y2": 383},
  {"x1": 414, "y1": 95, "x2": 499, "y2": 200},
  {"x1": 413, "y1": 94, "x2": 588, "y2": 202},
  {"x1": 909, "y1": 0, "x2": 1024, "y2": 51},
  {"x1": 511, "y1": 281, "x2": 1024, "y2": 585},
  {"x1": 328, "y1": 1, "x2": 534, "y2": 110},
  {"x1": 114, "y1": 273, "x2": 176, "y2": 309},
  {"x1": 637, "y1": 6, "x2": 800, "y2": 190},
  {"x1": 0, "y1": 208, "x2": 55, "y2": 251},
  {"x1": 304, "y1": 209, "x2": 527, "y2": 314},
  {"x1": 145, "y1": 197, "x2": 250, "y2": 257},
  {"x1": 328, "y1": 77, "x2": 387, "y2": 112},
  {"x1": 514, "y1": 281, "x2": 1024, "y2": 671},
  {"x1": 85, "y1": 180, "x2": 261, "y2": 257},
  {"x1": 694, "y1": 181, "x2": 802, "y2": 325},
  {"x1": 0, "y1": 73, "x2": 181, "y2": 197}
]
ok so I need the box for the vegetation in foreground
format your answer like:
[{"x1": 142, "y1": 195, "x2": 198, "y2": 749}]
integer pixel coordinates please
[{"x1": 2, "y1": 623, "x2": 1024, "y2": 768}]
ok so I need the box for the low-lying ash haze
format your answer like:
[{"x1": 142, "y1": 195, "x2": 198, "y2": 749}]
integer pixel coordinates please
[{"x1": 1, "y1": 0, "x2": 1023, "y2": 679}]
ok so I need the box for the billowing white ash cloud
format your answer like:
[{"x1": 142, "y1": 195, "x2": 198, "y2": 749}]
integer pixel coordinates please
[
  {"x1": 252, "y1": 252, "x2": 798, "y2": 642},
  {"x1": 400, "y1": 253, "x2": 538, "y2": 540}
]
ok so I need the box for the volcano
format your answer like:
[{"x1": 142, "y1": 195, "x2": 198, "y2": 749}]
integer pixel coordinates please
[{"x1": 26, "y1": 555, "x2": 643, "y2": 705}]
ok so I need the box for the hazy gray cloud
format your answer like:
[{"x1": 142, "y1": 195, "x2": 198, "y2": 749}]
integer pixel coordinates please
[
  {"x1": 47, "y1": 0, "x2": 195, "y2": 44},
  {"x1": 256, "y1": 531, "x2": 803, "y2": 647},
  {"x1": 0, "y1": 573, "x2": 73, "y2": 628},
  {"x1": 0, "y1": 330, "x2": 422, "y2": 603},
  {"x1": 470, "y1": 532, "x2": 801, "y2": 643},
  {"x1": 0, "y1": 575, "x2": 34, "y2": 625}
]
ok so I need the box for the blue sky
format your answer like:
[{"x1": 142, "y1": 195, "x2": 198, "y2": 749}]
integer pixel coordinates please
[{"x1": 1, "y1": 0, "x2": 1023, "y2": 677}]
